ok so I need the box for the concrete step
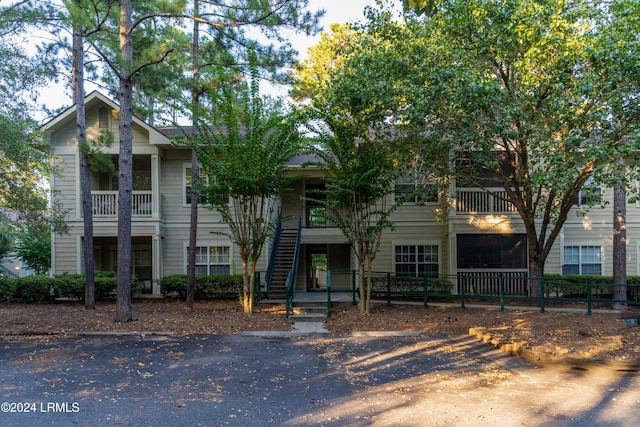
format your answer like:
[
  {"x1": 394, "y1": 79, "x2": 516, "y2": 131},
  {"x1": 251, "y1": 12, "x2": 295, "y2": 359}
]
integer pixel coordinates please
[
  {"x1": 288, "y1": 313, "x2": 327, "y2": 322},
  {"x1": 292, "y1": 306, "x2": 327, "y2": 315}
]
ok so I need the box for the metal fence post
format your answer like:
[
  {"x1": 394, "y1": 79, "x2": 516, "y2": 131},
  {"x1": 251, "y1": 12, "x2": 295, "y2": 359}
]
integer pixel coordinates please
[
  {"x1": 351, "y1": 270, "x2": 357, "y2": 305},
  {"x1": 423, "y1": 275, "x2": 429, "y2": 308},
  {"x1": 540, "y1": 277, "x2": 545, "y2": 314},
  {"x1": 327, "y1": 271, "x2": 332, "y2": 318},
  {"x1": 386, "y1": 272, "x2": 391, "y2": 307},
  {"x1": 587, "y1": 281, "x2": 592, "y2": 316},
  {"x1": 460, "y1": 275, "x2": 466, "y2": 309},
  {"x1": 499, "y1": 275, "x2": 505, "y2": 312}
]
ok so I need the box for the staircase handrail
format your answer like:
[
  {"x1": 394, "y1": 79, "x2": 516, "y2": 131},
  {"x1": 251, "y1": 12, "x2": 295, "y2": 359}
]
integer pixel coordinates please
[
  {"x1": 0, "y1": 264, "x2": 19, "y2": 279},
  {"x1": 289, "y1": 214, "x2": 302, "y2": 300},
  {"x1": 265, "y1": 210, "x2": 283, "y2": 291},
  {"x1": 285, "y1": 271, "x2": 294, "y2": 319}
]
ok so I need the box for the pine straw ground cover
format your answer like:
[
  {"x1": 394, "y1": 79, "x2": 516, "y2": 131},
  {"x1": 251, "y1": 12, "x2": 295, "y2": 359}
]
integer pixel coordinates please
[{"x1": 1, "y1": 299, "x2": 639, "y2": 364}]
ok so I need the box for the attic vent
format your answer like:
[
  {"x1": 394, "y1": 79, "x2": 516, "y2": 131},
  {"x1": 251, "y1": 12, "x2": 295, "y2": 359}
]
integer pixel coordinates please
[{"x1": 98, "y1": 107, "x2": 110, "y2": 128}]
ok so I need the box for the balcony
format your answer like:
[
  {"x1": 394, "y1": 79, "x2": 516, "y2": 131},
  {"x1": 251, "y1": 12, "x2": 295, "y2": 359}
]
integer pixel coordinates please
[
  {"x1": 91, "y1": 191, "x2": 154, "y2": 218},
  {"x1": 455, "y1": 189, "x2": 518, "y2": 215}
]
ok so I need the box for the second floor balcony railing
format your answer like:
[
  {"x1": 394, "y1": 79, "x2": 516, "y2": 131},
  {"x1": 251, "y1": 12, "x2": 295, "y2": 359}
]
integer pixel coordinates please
[
  {"x1": 456, "y1": 189, "x2": 518, "y2": 215},
  {"x1": 91, "y1": 191, "x2": 153, "y2": 218}
]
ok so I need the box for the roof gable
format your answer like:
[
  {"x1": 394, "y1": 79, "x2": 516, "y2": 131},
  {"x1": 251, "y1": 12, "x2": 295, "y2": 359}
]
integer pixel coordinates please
[{"x1": 42, "y1": 90, "x2": 173, "y2": 147}]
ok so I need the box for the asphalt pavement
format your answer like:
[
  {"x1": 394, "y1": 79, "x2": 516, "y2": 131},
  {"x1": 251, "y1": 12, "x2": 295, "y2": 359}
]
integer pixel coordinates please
[{"x1": 1, "y1": 333, "x2": 639, "y2": 426}]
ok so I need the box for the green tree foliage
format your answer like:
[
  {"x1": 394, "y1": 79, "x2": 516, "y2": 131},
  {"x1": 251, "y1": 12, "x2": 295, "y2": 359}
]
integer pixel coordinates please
[
  {"x1": 293, "y1": 21, "x2": 412, "y2": 314},
  {"x1": 588, "y1": 0, "x2": 640, "y2": 306},
  {"x1": 91, "y1": 0, "x2": 324, "y2": 125},
  {"x1": 15, "y1": 218, "x2": 51, "y2": 275},
  {"x1": 348, "y1": 0, "x2": 640, "y2": 297},
  {"x1": 0, "y1": 2, "x2": 55, "y2": 222},
  {"x1": 290, "y1": 23, "x2": 359, "y2": 102},
  {"x1": 306, "y1": 117, "x2": 401, "y2": 315},
  {"x1": 186, "y1": 54, "x2": 303, "y2": 313},
  {"x1": 0, "y1": 221, "x2": 14, "y2": 262}
]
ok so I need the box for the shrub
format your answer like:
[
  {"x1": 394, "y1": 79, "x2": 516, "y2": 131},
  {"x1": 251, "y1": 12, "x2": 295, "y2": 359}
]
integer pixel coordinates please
[
  {"x1": 368, "y1": 275, "x2": 453, "y2": 295},
  {"x1": 0, "y1": 278, "x2": 17, "y2": 302},
  {"x1": 51, "y1": 271, "x2": 141, "y2": 301},
  {"x1": 53, "y1": 273, "x2": 85, "y2": 299},
  {"x1": 159, "y1": 274, "x2": 243, "y2": 300},
  {"x1": 543, "y1": 274, "x2": 640, "y2": 299},
  {"x1": 197, "y1": 275, "x2": 242, "y2": 299},
  {"x1": 13, "y1": 275, "x2": 56, "y2": 302},
  {"x1": 427, "y1": 277, "x2": 454, "y2": 293}
]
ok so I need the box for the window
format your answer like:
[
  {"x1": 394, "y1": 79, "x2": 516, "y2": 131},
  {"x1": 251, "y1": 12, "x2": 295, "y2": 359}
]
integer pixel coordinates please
[
  {"x1": 185, "y1": 165, "x2": 208, "y2": 204},
  {"x1": 395, "y1": 174, "x2": 438, "y2": 204},
  {"x1": 562, "y1": 246, "x2": 601, "y2": 275},
  {"x1": 457, "y1": 234, "x2": 527, "y2": 269},
  {"x1": 576, "y1": 177, "x2": 601, "y2": 206},
  {"x1": 190, "y1": 246, "x2": 231, "y2": 275},
  {"x1": 395, "y1": 245, "x2": 439, "y2": 276}
]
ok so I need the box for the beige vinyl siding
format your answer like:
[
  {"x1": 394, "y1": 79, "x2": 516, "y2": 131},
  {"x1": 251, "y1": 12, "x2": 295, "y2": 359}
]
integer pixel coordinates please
[
  {"x1": 159, "y1": 152, "x2": 223, "y2": 224},
  {"x1": 85, "y1": 105, "x2": 118, "y2": 141},
  {"x1": 160, "y1": 225, "x2": 267, "y2": 277},
  {"x1": 52, "y1": 154, "x2": 78, "y2": 218},
  {"x1": 369, "y1": 224, "x2": 449, "y2": 275},
  {"x1": 159, "y1": 154, "x2": 189, "y2": 222},
  {"x1": 160, "y1": 227, "x2": 189, "y2": 276},
  {"x1": 281, "y1": 180, "x2": 303, "y2": 228},
  {"x1": 544, "y1": 241, "x2": 562, "y2": 274},
  {"x1": 390, "y1": 198, "x2": 442, "y2": 224},
  {"x1": 53, "y1": 235, "x2": 79, "y2": 274}
]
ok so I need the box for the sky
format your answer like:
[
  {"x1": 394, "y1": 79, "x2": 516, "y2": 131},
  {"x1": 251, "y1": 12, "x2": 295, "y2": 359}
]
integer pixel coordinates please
[{"x1": 34, "y1": 0, "x2": 379, "y2": 119}]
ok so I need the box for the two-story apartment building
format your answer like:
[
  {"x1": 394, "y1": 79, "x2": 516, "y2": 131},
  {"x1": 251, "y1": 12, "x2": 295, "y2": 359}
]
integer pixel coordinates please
[{"x1": 45, "y1": 91, "x2": 638, "y2": 296}]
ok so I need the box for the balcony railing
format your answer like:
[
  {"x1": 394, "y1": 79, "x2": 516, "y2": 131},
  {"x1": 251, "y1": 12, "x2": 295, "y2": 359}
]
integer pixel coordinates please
[
  {"x1": 456, "y1": 189, "x2": 518, "y2": 214},
  {"x1": 91, "y1": 191, "x2": 153, "y2": 217}
]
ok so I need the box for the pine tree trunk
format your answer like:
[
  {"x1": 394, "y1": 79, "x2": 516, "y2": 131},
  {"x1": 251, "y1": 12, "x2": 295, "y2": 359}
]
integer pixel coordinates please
[
  {"x1": 186, "y1": 2, "x2": 200, "y2": 311},
  {"x1": 612, "y1": 177, "x2": 628, "y2": 310},
  {"x1": 72, "y1": 18, "x2": 95, "y2": 310},
  {"x1": 115, "y1": 0, "x2": 133, "y2": 323},
  {"x1": 186, "y1": 150, "x2": 198, "y2": 311}
]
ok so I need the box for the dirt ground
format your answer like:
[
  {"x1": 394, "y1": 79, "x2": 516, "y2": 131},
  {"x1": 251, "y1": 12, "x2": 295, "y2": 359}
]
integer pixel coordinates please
[{"x1": 1, "y1": 299, "x2": 639, "y2": 364}]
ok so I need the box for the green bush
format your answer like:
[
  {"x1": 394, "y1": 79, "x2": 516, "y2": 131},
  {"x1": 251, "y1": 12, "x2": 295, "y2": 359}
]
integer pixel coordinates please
[
  {"x1": 368, "y1": 275, "x2": 453, "y2": 295},
  {"x1": 50, "y1": 271, "x2": 141, "y2": 301},
  {"x1": 427, "y1": 277, "x2": 454, "y2": 293},
  {"x1": 53, "y1": 273, "x2": 85, "y2": 299},
  {"x1": 13, "y1": 275, "x2": 56, "y2": 302},
  {"x1": 159, "y1": 274, "x2": 243, "y2": 300},
  {"x1": 543, "y1": 274, "x2": 640, "y2": 299},
  {"x1": 0, "y1": 278, "x2": 17, "y2": 302}
]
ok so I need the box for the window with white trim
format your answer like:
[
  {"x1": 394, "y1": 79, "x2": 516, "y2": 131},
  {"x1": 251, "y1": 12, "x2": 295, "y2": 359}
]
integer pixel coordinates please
[
  {"x1": 395, "y1": 174, "x2": 438, "y2": 204},
  {"x1": 395, "y1": 245, "x2": 439, "y2": 276},
  {"x1": 575, "y1": 177, "x2": 601, "y2": 206},
  {"x1": 562, "y1": 246, "x2": 601, "y2": 275},
  {"x1": 185, "y1": 165, "x2": 209, "y2": 204},
  {"x1": 189, "y1": 246, "x2": 231, "y2": 275}
]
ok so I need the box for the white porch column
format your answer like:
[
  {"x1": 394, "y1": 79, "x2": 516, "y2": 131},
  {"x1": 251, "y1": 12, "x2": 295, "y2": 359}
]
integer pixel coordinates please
[
  {"x1": 151, "y1": 154, "x2": 160, "y2": 219},
  {"x1": 152, "y1": 235, "x2": 162, "y2": 295}
]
